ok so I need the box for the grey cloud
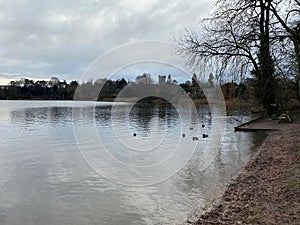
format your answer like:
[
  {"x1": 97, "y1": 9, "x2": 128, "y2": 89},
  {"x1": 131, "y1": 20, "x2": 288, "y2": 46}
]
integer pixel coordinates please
[{"x1": 0, "y1": 0, "x2": 212, "y2": 81}]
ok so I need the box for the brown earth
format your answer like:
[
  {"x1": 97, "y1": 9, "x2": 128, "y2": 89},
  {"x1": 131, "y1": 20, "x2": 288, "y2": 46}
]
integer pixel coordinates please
[{"x1": 189, "y1": 119, "x2": 300, "y2": 225}]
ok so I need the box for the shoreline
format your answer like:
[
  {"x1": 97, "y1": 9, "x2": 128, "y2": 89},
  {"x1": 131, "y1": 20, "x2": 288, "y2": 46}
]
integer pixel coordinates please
[{"x1": 186, "y1": 120, "x2": 300, "y2": 224}]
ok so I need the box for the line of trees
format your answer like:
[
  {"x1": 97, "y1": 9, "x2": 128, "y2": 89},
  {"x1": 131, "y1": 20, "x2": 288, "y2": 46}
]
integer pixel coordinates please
[
  {"x1": 177, "y1": 0, "x2": 300, "y2": 114},
  {"x1": 0, "y1": 79, "x2": 79, "y2": 100},
  {"x1": 1, "y1": 73, "x2": 297, "y2": 110},
  {"x1": 0, "y1": 74, "x2": 236, "y2": 101}
]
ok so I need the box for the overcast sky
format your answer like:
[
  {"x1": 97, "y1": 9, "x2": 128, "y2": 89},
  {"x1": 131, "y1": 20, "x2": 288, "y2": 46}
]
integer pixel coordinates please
[{"x1": 0, "y1": 0, "x2": 213, "y2": 84}]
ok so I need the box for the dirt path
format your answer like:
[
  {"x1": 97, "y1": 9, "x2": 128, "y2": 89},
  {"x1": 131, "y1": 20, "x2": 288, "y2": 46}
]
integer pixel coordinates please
[{"x1": 190, "y1": 121, "x2": 300, "y2": 225}]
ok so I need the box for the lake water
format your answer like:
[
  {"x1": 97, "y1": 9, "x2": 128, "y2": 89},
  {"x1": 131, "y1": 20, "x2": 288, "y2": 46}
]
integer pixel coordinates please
[{"x1": 0, "y1": 100, "x2": 266, "y2": 225}]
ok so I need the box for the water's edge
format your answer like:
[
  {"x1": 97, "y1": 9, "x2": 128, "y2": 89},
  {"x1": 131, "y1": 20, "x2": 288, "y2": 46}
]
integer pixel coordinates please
[{"x1": 184, "y1": 131, "x2": 268, "y2": 224}]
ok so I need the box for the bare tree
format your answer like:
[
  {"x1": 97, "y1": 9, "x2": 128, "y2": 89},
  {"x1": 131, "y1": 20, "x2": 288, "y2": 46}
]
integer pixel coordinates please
[
  {"x1": 135, "y1": 73, "x2": 155, "y2": 85},
  {"x1": 269, "y1": 0, "x2": 300, "y2": 98},
  {"x1": 177, "y1": 0, "x2": 298, "y2": 114},
  {"x1": 178, "y1": 1, "x2": 260, "y2": 78}
]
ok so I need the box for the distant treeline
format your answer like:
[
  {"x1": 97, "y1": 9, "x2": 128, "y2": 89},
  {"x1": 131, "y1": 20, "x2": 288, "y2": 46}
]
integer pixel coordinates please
[
  {"x1": 0, "y1": 78, "x2": 79, "y2": 100},
  {"x1": 0, "y1": 75, "x2": 298, "y2": 107},
  {"x1": 0, "y1": 76, "x2": 260, "y2": 101},
  {"x1": 0, "y1": 76, "x2": 220, "y2": 101}
]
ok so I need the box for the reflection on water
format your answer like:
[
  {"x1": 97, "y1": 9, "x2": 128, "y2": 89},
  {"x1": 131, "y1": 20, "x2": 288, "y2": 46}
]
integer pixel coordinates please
[
  {"x1": 0, "y1": 100, "x2": 266, "y2": 225},
  {"x1": 128, "y1": 102, "x2": 178, "y2": 137}
]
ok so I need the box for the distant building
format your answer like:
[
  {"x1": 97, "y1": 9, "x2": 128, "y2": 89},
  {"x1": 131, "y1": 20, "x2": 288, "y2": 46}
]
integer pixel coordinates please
[
  {"x1": 47, "y1": 77, "x2": 60, "y2": 88},
  {"x1": 14, "y1": 78, "x2": 34, "y2": 87},
  {"x1": 158, "y1": 75, "x2": 166, "y2": 85},
  {"x1": 49, "y1": 77, "x2": 60, "y2": 84},
  {"x1": 221, "y1": 82, "x2": 237, "y2": 100},
  {"x1": 166, "y1": 74, "x2": 173, "y2": 85},
  {"x1": 95, "y1": 78, "x2": 107, "y2": 85},
  {"x1": 46, "y1": 77, "x2": 67, "y2": 88}
]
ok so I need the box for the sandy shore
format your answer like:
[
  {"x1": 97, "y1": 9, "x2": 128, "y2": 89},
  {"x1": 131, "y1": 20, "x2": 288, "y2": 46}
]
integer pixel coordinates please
[{"x1": 189, "y1": 119, "x2": 300, "y2": 225}]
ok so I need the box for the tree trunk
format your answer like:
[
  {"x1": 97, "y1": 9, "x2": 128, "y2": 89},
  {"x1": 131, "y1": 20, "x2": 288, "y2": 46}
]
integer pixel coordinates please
[
  {"x1": 256, "y1": 0, "x2": 276, "y2": 115},
  {"x1": 294, "y1": 37, "x2": 300, "y2": 99}
]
